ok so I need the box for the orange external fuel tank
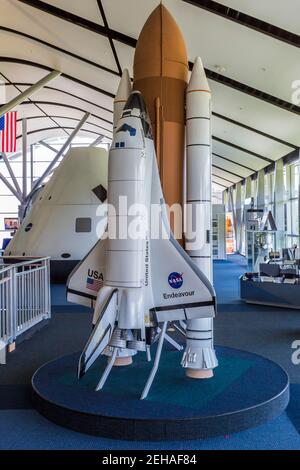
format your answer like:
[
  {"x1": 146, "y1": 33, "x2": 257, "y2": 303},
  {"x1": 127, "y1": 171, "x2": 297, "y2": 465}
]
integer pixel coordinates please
[{"x1": 133, "y1": 4, "x2": 189, "y2": 224}]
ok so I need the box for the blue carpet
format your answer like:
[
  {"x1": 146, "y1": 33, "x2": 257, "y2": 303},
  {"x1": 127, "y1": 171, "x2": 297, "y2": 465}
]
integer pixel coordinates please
[
  {"x1": 51, "y1": 285, "x2": 92, "y2": 313},
  {"x1": 1, "y1": 254, "x2": 300, "y2": 449}
]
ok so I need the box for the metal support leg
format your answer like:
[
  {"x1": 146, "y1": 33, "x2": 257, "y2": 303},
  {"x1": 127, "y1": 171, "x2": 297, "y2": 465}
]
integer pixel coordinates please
[
  {"x1": 171, "y1": 322, "x2": 186, "y2": 337},
  {"x1": 163, "y1": 331, "x2": 183, "y2": 351},
  {"x1": 146, "y1": 345, "x2": 151, "y2": 362},
  {"x1": 141, "y1": 322, "x2": 167, "y2": 400},
  {"x1": 95, "y1": 348, "x2": 118, "y2": 391}
]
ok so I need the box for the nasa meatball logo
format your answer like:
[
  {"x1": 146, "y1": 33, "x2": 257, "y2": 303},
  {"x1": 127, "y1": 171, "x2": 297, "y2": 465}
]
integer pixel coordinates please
[{"x1": 168, "y1": 272, "x2": 183, "y2": 289}]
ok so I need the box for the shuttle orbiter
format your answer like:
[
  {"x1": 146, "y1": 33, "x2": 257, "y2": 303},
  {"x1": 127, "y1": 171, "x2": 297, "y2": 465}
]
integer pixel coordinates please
[{"x1": 77, "y1": 92, "x2": 216, "y2": 398}]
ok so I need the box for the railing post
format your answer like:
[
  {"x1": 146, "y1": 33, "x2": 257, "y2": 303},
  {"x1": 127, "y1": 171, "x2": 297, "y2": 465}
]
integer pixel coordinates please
[
  {"x1": 1, "y1": 257, "x2": 51, "y2": 354},
  {"x1": 44, "y1": 258, "x2": 51, "y2": 319},
  {"x1": 10, "y1": 267, "x2": 17, "y2": 343},
  {"x1": 48, "y1": 258, "x2": 51, "y2": 318}
]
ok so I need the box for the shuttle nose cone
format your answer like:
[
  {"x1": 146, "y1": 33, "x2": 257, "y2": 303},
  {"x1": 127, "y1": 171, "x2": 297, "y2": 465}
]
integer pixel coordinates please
[{"x1": 188, "y1": 57, "x2": 211, "y2": 93}]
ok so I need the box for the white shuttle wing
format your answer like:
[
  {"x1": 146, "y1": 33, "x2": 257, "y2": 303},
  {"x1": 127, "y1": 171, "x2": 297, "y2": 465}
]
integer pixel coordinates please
[
  {"x1": 67, "y1": 236, "x2": 107, "y2": 308},
  {"x1": 149, "y1": 148, "x2": 216, "y2": 323}
]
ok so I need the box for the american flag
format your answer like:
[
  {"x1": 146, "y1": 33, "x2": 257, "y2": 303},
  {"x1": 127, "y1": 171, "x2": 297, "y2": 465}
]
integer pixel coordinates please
[
  {"x1": 0, "y1": 112, "x2": 17, "y2": 153},
  {"x1": 86, "y1": 276, "x2": 103, "y2": 292}
]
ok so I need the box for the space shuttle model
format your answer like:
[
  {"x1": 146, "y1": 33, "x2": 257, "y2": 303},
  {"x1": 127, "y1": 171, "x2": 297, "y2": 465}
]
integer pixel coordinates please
[{"x1": 67, "y1": 5, "x2": 218, "y2": 393}]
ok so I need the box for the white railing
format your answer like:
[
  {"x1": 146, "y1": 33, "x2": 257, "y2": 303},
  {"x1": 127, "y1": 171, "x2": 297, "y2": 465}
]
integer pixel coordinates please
[{"x1": 0, "y1": 257, "x2": 51, "y2": 351}]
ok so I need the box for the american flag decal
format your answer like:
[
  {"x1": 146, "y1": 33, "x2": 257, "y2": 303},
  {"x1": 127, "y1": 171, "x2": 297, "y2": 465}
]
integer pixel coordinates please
[
  {"x1": 0, "y1": 112, "x2": 17, "y2": 153},
  {"x1": 86, "y1": 276, "x2": 103, "y2": 292}
]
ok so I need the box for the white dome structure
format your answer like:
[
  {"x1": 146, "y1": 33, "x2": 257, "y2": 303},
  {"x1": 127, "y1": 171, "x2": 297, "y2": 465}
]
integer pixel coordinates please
[{"x1": 5, "y1": 146, "x2": 108, "y2": 282}]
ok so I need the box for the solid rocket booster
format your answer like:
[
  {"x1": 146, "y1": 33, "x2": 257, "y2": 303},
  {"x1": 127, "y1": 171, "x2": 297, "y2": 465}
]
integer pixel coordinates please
[
  {"x1": 113, "y1": 69, "x2": 132, "y2": 136},
  {"x1": 133, "y1": 5, "x2": 189, "y2": 226},
  {"x1": 183, "y1": 58, "x2": 218, "y2": 377}
]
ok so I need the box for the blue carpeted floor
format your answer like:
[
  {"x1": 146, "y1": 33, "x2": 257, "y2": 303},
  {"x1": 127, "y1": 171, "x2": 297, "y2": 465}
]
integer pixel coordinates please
[{"x1": 1, "y1": 254, "x2": 300, "y2": 450}]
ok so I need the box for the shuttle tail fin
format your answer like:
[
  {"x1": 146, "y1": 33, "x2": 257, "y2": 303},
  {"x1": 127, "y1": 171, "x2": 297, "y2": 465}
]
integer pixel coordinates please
[{"x1": 67, "y1": 237, "x2": 106, "y2": 308}]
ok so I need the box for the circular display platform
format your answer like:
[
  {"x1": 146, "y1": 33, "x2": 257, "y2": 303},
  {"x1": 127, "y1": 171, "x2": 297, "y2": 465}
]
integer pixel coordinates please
[{"x1": 32, "y1": 346, "x2": 289, "y2": 441}]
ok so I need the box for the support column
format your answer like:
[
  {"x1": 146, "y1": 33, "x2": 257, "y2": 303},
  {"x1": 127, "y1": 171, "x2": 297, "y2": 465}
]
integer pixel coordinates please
[
  {"x1": 245, "y1": 176, "x2": 252, "y2": 200},
  {"x1": 298, "y1": 149, "x2": 300, "y2": 246},
  {"x1": 235, "y1": 182, "x2": 242, "y2": 253},
  {"x1": 223, "y1": 189, "x2": 229, "y2": 212},
  {"x1": 274, "y1": 159, "x2": 284, "y2": 231},
  {"x1": 228, "y1": 186, "x2": 237, "y2": 248},
  {"x1": 256, "y1": 169, "x2": 265, "y2": 211},
  {"x1": 30, "y1": 144, "x2": 34, "y2": 189},
  {"x1": 274, "y1": 159, "x2": 285, "y2": 251}
]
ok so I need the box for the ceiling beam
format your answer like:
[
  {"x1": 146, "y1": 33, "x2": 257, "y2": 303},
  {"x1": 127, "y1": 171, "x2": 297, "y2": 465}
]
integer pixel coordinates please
[
  {"x1": 6, "y1": 80, "x2": 294, "y2": 161},
  {"x1": 16, "y1": 0, "x2": 300, "y2": 116},
  {"x1": 96, "y1": 0, "x2": 122, "y2": 76},
  {"x1": 16, "y1": 126, "x2": 104, "y2": 141},
  {"x1": 19, "y1": 99, "x2": 272, "y2": 156},
  {"x1": 0, "y1": 43, "x2": 295, "y2": 145},
  {"x1": 212, "y1": 152, "x2": 255, "y2": 172},
  {"x1": 9, "y1": 82, "x2": 113, "y2": 114},
  {"x1": 16, "y1": 114, "x2": 111, "y2": 133},
  {"x1": 204, "y1": 67, "x2": 300, "y2": 116},
  {"x1": 212, "y1": 177, "x2": 231, "y2": 187},
  {"x1": 17, "y1": 100, "x2": 113, "y2": 134},
  {"x1": 0, "y1": 69, "x2": 70, "y2": 136},
  {"x1": 183, "y1": 0, "x2": 300, "y2": 48},
  {"x1": 0, "y1": 26, "x2": 120, "y2": 78},
  {"x1": 17, "y1": 0, "x2": 135, "y2": 46},
  {"x1": 212, "y1": 171, "x2": 236, "y2": 184},
  {"x1": 213, "y1": 136, "x2": 273, "y2": 163},
  {"x1": 212, "y1": 164, "x2": 245, "y2": 179},
  {"x1": 212, "y1": 111, "x2": 297, "y2": 149},
  {"x1": 0, "y1": 70, "x2": 61, "y2": 118},
  {"x1": 212, "y1": 180, "x2": 228, "y2": 189},
  {"x1": 0, "y1": 57, "x2": 115, "y2": 98}
]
